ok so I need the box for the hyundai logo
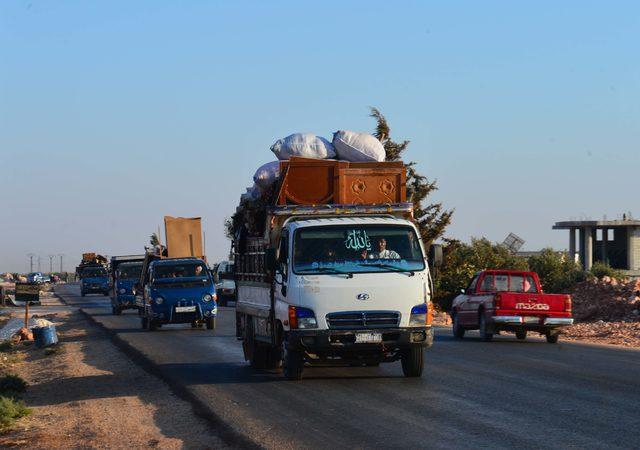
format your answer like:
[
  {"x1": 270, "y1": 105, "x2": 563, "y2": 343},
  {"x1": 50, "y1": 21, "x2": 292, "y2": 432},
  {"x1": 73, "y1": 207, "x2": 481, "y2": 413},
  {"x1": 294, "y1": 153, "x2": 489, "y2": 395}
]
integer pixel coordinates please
[{"x1": 357, "y1": 293, "x2": 370, "y2": 301}]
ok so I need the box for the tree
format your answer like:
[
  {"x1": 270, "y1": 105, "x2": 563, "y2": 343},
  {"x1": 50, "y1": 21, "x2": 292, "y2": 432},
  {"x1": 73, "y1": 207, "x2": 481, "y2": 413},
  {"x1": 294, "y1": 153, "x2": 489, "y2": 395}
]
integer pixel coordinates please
[
  {"x1": 150, "y1": 233, "x2": 160, "y2": 247},
  {"x1": 527, "y1": 248, "x2": 585, "y2": 293},
  {"x1": 370, "y1": 107, "x2": 453, "y2": 245}
]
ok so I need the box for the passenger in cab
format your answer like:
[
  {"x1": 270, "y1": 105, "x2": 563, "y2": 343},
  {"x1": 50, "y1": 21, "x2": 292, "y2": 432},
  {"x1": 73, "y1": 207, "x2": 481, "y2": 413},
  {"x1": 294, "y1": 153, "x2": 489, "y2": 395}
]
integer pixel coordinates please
[{"x1": 370, "y1": 237, "x2": 400, "y2": 259}]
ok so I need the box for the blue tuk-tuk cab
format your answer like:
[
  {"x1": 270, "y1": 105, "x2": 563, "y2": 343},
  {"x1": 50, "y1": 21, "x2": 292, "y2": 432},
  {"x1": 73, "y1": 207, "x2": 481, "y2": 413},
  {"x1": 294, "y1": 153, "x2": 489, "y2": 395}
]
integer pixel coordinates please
[
  {"x1": 80, "y1": 265, "x2": 110, "y2": 297},
  {"x1": 137, "y1": 257, "x2": 217, "y2": 331},
  {"x1": 111, "y1": 261, "x2": 143, "y2": 315}
]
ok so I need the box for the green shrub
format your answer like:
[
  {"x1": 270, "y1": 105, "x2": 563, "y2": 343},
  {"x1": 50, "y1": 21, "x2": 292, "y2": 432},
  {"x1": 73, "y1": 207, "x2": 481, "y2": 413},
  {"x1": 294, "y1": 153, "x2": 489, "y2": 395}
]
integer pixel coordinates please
[
  {"x1": 0, "y1": 341, "x2": 15, "y2": 353},
  {"x1": 589, "y1": 261, "x2": 626, "y2": 280},
  {"x1": 0, "y1": 374, "x2": 28, "y2": 397},
  {"x1": 527, "y1": 248, "x2": 585, "y2": 293},
  {"x1": 0, "y1": 396, "x2": 31, "y2": 431}
]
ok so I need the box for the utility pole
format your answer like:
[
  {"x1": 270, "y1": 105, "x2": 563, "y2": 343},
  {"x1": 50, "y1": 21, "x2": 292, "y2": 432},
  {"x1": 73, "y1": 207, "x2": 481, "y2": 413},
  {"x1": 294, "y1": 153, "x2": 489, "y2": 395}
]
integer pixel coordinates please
[
  {"x1": 37, "y1": 256, "x2": 41, "y2": 272},
  {"x1": 27, "y1": 253, "x2": 35, "y2": 272},
  {"x1": 58, "y1": 254, "x2": 64, "y2": 273},
  {"x1": 48, "y1": 255, "x2": 55, "y2": 274}
]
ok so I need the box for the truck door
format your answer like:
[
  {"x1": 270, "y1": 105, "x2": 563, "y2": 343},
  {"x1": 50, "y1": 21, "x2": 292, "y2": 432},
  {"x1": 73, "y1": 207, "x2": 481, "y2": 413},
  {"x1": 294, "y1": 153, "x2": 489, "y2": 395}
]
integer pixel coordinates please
[{"x1": 457, "y1": 275, "x2": 478, "y2": 324}]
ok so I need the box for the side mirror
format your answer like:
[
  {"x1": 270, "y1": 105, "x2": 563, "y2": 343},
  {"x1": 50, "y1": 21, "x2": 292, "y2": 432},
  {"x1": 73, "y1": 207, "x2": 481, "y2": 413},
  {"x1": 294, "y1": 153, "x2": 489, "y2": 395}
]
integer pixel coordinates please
[
  {"x1": 265, "y1": 248, "x2": 277, "y2": 272},
  {"x1": 429, "y1": 244, "x2": 443, "y2": 268}
]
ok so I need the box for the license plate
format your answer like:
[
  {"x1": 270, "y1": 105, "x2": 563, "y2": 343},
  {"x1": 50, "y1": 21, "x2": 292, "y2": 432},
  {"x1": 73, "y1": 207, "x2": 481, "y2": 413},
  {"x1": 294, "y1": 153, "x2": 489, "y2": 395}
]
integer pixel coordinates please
[
  {"x1": 175, "y1": 306, "x2": 196, "y2": 313},
  {"x1": 524, "y1": 316, "x2": 540, "y2": 323},
  {"x1": 355, "y1": 332, "x2": 382, "y2": 344}
]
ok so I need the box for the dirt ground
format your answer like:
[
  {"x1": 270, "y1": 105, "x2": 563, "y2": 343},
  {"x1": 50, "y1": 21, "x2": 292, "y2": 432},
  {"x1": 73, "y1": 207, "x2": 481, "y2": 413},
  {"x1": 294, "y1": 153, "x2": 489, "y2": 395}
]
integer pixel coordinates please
[{"x1": 0, "y1": 310, "x2": 228, "y2": 449}]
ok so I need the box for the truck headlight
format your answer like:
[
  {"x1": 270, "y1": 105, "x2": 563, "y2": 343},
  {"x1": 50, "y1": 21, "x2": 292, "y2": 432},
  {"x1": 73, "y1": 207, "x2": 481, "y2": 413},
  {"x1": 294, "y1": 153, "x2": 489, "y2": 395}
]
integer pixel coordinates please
[
  {"x1": 409, "y1": 303, "x2": 428, "y2": 327},
  {"x1": 288, "y1": 305, "x2": 317, "y2": 329},
  {"x1": 119, "y1": 288, "x2": 126, "y2": 294},
  {"x1": 155, "y1": 296, "x2": 164, "y2": 305},
  {"x1": 202, "y1": 293, "x2": 214, "y2": 302}
]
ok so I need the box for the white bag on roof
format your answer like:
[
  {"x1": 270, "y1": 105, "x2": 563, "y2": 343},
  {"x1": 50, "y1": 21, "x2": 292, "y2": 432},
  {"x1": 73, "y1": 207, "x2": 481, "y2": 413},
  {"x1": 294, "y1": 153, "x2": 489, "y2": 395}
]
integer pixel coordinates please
[
  {"x1": 332, "y1": 130, "x2": 385, "y2": 162},
  {"x1": 270, "y1": 133, "x2": 336, "y2": 160},
  {"x1": 253, "y1": 161, "x2": 281, "y2": 190}
]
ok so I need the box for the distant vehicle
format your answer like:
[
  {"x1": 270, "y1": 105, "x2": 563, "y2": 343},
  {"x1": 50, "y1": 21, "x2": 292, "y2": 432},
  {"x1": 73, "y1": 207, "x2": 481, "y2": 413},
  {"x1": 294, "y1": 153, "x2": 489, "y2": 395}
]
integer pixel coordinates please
[
  {"x1": 111, "y1": 261, "x2": 143, "y2": 315},
  {"x1": 451, "y1": 270, "x2": 573, "y2": 343},
  {"x1": 27, "y1": 272, "x2": 50, "y2": 284},
  {"x1": 80, "y1": 266, "x2": 110, "y2": 297},
  {"x1": 214, "y1": 261, "x2": 235, "y2": 306},
  {"x1": 135, "y1": 256, "x2": 217, "y2": 331}
]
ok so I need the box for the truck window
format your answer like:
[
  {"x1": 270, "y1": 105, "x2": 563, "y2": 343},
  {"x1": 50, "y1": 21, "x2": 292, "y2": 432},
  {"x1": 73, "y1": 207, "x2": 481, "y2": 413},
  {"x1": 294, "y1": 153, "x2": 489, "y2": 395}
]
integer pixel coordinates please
[
  {"x1": 524, "y1": 275, "x2": 539, "y2": 293},
  {"x1": 117, "y1": 264, "x2": 142, "y2": 280},
  {"x1": 510, "y1": 274, "x2": 524, "y2": 292},
  {"x1": 467, "y1": 276, "x2": 479, "y2": 293},
  {"x1": 153, "y1": 263, "x2": 208, "y2": 280},
  {"x1": 292, "y1": 224, "x2": 425, "y2": 275},
  {"x1": 495, "y1": 274, "x2": 509, "y2": 292},
  {"x1": 278, "y1": 231, "x2": 289, "y2": 276},
  {"x1": 81, "y1": 268, "x2": 108, "y2": 278},
  {"x1": 480, "y1": 275, "x2": 494, "y2": 292}
]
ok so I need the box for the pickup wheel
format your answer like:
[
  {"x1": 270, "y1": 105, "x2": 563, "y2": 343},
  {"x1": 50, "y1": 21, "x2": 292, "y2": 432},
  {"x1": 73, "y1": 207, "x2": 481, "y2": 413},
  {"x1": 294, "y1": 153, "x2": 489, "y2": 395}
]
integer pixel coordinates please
[
  {"x1": 452, "y1": 313, "x2": 465, "y2": 339},
  {"x1": 516, "y1": 329, "x2": 527, "y2": 340},
  {"x1": 546, "y1": 333, "x2": 559, "y2": 344},
  {"x1": 206, "y1": 317, "x2": 216, "y2": 330},
  {"x1": 401, "y1": 345, "x2": 424, "y2": 377},
  {"x1": 479, "y1": 313, "x2": 493, "y2": 342},
  {"x1": 282, "y1": 343, "x2": 304, "y2": 380}
]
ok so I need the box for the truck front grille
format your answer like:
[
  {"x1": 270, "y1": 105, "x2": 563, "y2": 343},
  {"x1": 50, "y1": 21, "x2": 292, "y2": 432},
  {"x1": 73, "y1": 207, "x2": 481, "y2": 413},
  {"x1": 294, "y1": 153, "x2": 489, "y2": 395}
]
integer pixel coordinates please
[{"x1": 326, "y1": 311, "x2": 400, "y2": 330}]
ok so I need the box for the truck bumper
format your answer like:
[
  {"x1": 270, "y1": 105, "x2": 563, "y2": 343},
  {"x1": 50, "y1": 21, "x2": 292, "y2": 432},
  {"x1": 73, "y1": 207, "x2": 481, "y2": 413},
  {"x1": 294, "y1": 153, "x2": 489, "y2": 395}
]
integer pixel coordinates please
[
  {"x1": 114, "y1": 295, "x2": 137, "y2": 309},
  {"x1": 287, "y1": 327, "x2": 433, "y2": 357}
]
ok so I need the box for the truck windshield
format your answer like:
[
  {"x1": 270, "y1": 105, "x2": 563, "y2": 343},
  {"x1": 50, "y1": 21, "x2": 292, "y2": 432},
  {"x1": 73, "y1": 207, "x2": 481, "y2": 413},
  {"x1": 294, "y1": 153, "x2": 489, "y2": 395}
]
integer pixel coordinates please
[
  {"x1": 293, "y1": 225, "x2": 425, "y2": 275},
  {"x1": 117, "y1": 264, "x2": 142, "y2": 280},
  {"x1": 82, "y1": 268, "x2": 107, "y2": 278},
  {"x1": 153, "y1": 263, "x2": 208, "y2": 280}
]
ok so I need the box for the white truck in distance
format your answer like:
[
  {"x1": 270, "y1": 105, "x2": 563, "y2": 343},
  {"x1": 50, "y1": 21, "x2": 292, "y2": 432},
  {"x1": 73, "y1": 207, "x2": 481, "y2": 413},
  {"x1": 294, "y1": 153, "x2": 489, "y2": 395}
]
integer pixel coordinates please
[{"x1": 233, "y1": 204, "x2": 435, "y2": 380}]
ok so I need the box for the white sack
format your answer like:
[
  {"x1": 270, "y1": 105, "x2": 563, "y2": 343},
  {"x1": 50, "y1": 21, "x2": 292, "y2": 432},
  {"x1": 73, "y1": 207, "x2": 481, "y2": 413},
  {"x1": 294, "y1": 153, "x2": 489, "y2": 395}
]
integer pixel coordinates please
[
  {"x1": 253, "y1": 161, "x2": 281, "y2": 190},
  {"x1": 270, "y1": 133, "x2": 336, "y2": 160},
  {"x1": 333, "y1": 130, "x2": 385, "y2": 162}
]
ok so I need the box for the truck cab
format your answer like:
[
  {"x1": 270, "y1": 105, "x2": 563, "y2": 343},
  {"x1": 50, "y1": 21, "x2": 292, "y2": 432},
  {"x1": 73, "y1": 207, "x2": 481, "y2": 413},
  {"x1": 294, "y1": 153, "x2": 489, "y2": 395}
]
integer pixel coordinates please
[
  {"x1": 236, "y1": 211, "x2": 434, "y2": 379},
  {"x1": 80, "y1": 265, "x2": 110, "y2": 297},
  {"x1": 137, "y1": 257, "x2": 217, "y2": 331},
  {"x1": 112, "y1": 261, "x2": 143, "y2": 315}
]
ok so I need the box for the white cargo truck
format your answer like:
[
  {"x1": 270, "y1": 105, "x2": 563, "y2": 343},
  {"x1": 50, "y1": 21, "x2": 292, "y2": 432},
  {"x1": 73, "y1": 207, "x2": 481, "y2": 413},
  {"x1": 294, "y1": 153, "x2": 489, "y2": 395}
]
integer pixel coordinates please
[{"x1": 232, "y1": 158, "x2": 435, "y2": 379}]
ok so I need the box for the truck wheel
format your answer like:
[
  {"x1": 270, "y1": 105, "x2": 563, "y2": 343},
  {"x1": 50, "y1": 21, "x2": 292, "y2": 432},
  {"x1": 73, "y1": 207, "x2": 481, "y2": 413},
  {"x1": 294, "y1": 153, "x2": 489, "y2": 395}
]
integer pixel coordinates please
[
  {"x1": 103, "y1": 291, "x2": 109, "y2": 296},
  {"x1": 401, "y1": 346, "x2": 424, "y2": 377},
  {"x1": 148, "y1": 319, "x2": 157, "y2": 331},
  {"x1": 206, "y1": 317, "x2": 216, "y2": 330},
  {"x1": 283, "y1": 344, "x2": 304, "y2": 380},
  {"x1": 546, "y1": 333, "x2": 559, "y2": 344},
  {"x1": 479, "y1": 313, "x2": 493, "y2": 342},
  {"x1": 516, "y1": 329, "x2": 527, "y2": 340},
  {"x1": 452, "y1": 313, "x2": 465, "y2": 339},
  {"x1": 81, "y1": 291, "x2": 86, "y2": 297},
  {"x1": 141, "y1": 317, "x2": 148, "y2": 329}
]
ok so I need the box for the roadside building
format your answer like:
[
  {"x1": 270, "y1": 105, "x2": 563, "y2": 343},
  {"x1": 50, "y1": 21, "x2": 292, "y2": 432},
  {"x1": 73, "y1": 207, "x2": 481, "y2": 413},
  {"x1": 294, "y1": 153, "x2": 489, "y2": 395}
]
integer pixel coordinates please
[{"x1": 553, "y1": 218, "x2": 640, "y2": 276}]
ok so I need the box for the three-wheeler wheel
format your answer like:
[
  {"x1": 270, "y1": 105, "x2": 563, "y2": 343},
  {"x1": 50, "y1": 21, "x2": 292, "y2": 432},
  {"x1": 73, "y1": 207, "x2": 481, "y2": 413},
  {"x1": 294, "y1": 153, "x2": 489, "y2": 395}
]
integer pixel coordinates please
[
  {"x1": 206, "y1": 317, "x2": 216, "y2": 330},
  {"x1": 112, "y1": 306, "x2": 122, "y2": 316}
]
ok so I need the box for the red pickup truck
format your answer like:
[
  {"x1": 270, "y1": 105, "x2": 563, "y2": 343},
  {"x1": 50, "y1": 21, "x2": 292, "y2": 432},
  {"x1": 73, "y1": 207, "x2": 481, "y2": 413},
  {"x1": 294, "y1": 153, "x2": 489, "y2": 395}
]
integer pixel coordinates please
[{"x1": 450, "y1": 270, "x2": 573, "y2": 343}]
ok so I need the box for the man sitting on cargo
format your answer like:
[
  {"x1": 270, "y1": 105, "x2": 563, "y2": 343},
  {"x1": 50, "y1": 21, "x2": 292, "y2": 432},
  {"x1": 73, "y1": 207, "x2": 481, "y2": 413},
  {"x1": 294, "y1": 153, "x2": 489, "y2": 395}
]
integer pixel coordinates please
[{"x1": 370, "y1": 238, "x2": 400, "y2": 259}]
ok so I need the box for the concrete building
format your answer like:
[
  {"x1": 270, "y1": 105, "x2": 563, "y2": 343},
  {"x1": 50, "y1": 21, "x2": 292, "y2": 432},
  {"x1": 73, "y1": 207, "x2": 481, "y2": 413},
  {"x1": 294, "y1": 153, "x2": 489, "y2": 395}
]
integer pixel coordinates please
[{"x1": 553, "y1": 219, "x2": 640, "y2": 276}]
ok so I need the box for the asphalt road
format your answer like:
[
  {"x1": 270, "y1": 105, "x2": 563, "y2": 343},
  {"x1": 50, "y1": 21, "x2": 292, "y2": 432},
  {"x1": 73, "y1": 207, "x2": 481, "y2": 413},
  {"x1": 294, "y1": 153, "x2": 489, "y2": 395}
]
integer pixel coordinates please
[{"x1": 58, "y1": 284, "x2": 640, "y2": 449}]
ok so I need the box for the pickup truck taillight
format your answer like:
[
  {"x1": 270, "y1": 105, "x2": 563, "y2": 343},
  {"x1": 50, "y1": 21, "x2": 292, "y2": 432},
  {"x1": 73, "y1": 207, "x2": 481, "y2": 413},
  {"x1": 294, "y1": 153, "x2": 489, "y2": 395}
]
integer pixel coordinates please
[{"x1": 565, "y1": 295, "x2": 572, "y2": 313}]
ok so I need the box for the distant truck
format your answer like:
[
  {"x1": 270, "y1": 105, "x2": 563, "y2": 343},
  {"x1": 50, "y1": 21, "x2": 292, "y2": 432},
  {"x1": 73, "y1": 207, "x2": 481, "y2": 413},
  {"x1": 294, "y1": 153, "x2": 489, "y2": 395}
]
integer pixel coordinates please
[
  {"x1": 213, "y1": 261, "x2": 235, "y2": 306},
  {"x1": 134, "y1": 217, "x2": 217, "y2": 331},
  {"x1": 76, "y1": 253, "x2": 108, "y2": 277},
  {"x1": 80, "y1": 265, "x2": 110, "y2": 297},
  {"x1": 451, "y1": 270, "x2": 573, "y2": 343},
  {"x1": 110, "y1": 255, "x2": 145, "y2": 315},
  {"x1": 232, "y1": 157, "x2": 434, "y2": 379}
]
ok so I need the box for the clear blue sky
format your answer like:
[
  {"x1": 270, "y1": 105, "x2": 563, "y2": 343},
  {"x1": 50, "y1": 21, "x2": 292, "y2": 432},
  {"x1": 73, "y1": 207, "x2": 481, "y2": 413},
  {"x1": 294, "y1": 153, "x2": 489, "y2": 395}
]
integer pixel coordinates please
[{"x1": 1, "y1": 1, "x2": 639, "y2": 273}]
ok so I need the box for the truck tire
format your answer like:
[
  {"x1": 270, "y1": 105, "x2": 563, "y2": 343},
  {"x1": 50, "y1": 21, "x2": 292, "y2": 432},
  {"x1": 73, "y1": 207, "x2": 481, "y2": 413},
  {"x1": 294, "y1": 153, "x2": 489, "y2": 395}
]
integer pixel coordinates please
[
  {"x1": 81, "y1": 291, "x2": 86, "y2": 297},
  {"x1": 452, "y1": 313, "x2": 465, "y2": 339},
  {"x1": 283, "y1": 345, "x2": 304, "y2": 380},
  {"x1": 401, "y1": 346, "x2": 424, "y2": 377},
  {"x1": 479, "y1": 313, "x2": 493, "y2": 342},
  {"x1": 516, "y1": 329, "x2": 527, "y2": 340},
  {"x1": 206, "y1": 317, "x2": 216, "y2": 330},
  {"x1": 546, "y1": 333, "x2": 559, "y2": 344},
  {"x1": 147, "y1": 318, "x2": 158, "y2": 331},
  {"x1": 141, "y1": 317, "x2": 148, "y2": 329}
]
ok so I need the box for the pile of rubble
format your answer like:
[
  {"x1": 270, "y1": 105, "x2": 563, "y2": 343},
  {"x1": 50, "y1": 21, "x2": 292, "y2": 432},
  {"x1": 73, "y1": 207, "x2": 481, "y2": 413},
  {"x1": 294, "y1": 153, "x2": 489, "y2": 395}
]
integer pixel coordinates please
[{"x1": 571, "y1": 277, "x2": 640, "y2": 323}]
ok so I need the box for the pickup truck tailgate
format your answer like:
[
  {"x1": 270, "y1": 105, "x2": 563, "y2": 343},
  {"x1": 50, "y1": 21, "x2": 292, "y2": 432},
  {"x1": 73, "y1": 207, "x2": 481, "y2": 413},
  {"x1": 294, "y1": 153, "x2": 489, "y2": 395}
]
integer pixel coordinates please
[{"x1": 496, "y1": 292, "x2": 571, "y2": 316}]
